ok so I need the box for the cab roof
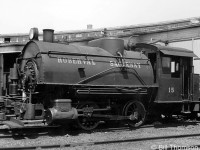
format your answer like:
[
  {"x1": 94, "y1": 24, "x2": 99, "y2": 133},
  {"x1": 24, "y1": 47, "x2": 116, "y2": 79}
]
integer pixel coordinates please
[{"x1": 135, "y1": 43, "x2": 197, "y2": 57}]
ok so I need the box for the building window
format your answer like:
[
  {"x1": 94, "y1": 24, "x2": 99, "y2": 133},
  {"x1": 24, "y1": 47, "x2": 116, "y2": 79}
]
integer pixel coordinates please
[{"x1": 4, "y1": 38, "x2": 10, "y2": 43}]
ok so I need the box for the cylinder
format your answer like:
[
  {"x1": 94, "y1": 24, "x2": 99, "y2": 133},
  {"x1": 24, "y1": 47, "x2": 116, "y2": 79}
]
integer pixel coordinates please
[
  {"x1": 43, "y1": 29, "x2": 54, "y2": 43},
  {"x1": 46, "y1": 107, "x2": 78, "y2": 124},
  {"x1": 53, "y1": 99, "x2": 72, "y2": 112}
]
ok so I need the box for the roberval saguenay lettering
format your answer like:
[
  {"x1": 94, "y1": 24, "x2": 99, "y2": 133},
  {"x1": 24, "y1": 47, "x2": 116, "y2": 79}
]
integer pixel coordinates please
[
  {"x1": 58, "y1": 58, "x2": 96, "y2": 65},
  {"x1": 57, "y1": 58, "x2": 141, "y2": 68},
  {"x1": 110, "y1": 61, "x2": 141, "y2": 68}
]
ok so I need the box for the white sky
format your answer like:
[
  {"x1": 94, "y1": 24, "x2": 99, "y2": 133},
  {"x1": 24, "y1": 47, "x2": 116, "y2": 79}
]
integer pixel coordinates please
[{"x1": 0, "y1": 0, "x2": 200, "y2": 34}]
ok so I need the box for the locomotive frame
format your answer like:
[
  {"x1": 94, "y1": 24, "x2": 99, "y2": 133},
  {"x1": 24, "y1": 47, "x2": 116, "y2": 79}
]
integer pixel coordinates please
[{"x1": 0, "y1": 28, "x2": 199, "y2": 130}]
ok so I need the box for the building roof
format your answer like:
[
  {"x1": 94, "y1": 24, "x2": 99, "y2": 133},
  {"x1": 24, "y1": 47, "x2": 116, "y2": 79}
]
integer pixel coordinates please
[{"x1": 1, "y1": 17, "x2": 200, "y2": 44}]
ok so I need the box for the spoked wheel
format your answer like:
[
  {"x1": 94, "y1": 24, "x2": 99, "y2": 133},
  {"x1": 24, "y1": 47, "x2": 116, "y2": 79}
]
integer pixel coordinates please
[
  {"x1": 77, "y1": 102, "x2": 100, "y2": 131},
  {"x1": 123, "y1": 101, "x2": 146, "y2": 128}
]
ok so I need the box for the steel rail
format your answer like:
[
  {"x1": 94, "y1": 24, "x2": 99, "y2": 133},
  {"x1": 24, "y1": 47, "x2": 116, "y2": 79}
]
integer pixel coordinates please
[
  {"x1": 0, "y1": 121, "x2": 199, "y2": 149},
  {"x1": 1, "y1": 132, "x2": 200, "y2": 150}
]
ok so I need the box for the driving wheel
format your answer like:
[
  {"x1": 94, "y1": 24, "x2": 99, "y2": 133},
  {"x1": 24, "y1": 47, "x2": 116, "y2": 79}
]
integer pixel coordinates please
[
  {"x1": 123, "y1": 101, "x2": 146, "y2": 127},
  {"x1": 77, "y1": 102, "x2": 100, "y2": 131}
]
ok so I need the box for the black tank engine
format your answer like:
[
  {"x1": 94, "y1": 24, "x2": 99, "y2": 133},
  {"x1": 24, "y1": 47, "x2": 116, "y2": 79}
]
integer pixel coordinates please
[{"x1": 0, "y1": 28, "x2": 199, "y2": 130}]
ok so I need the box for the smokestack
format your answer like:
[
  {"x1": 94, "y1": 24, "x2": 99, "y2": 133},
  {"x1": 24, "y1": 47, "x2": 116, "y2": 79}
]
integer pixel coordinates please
[{"x1": 43, "y1": 29, "x2": 54, "y2": 42}]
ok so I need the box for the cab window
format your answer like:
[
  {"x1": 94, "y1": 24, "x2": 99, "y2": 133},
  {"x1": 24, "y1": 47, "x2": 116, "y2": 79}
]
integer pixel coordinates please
[
  {"x1": 162, "y1": 57, "x2": 171, "y2": 74},
  {"x1": 162, "y1": 56, "x2": 180, "y2": 78},
  {"x1": 171, "y1": 56, "x2": 180, "y2": 78}
]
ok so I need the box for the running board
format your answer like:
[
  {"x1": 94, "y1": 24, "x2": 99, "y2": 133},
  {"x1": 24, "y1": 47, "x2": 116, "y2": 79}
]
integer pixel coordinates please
[
  {"x1": 92, "y1": 114, "x2": 137, "y2": 121},
  {"x1": 2, "y1": 118, "x2": 24, "y2": 129}
]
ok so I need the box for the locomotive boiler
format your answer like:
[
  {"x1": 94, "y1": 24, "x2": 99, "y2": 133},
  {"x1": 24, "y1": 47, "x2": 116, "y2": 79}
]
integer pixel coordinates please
[{"x1": 0, "y1": 28, "x2": 156, "y2": 130}]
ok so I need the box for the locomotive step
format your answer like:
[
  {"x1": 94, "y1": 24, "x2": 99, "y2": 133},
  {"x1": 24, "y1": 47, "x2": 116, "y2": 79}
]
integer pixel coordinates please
[
  {"x1": 181, "y1": 111, "x2": 191, "y2": 114},
  {"x1": 181, "y1": 103, "x2": 191, "y2": 114}
]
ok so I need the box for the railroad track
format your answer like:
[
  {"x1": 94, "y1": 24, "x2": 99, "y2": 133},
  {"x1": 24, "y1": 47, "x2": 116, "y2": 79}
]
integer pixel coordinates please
[
  {"x1": 0, "y1": 120, "x2": 200, "y2": 149},
  {"x1": 1, "y1": 132, "x2": 200, "y2": 150},
  {"x1": 0, "y1": 123, "x2": 182, "y2": 139},
  {"x1": 0, "y1": 119, "x2": 199, "y2": 138}
]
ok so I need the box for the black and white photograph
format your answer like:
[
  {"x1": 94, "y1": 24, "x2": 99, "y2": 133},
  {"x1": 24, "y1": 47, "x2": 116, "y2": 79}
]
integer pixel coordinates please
[{"x1": 0, "y1": 0, "x2": 200, "y2": 149}]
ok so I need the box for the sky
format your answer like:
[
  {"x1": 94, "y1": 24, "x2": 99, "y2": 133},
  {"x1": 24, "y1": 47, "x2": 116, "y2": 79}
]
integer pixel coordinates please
[{"x1": 0, "y1": 0, "x2": 200, "y2": 34}]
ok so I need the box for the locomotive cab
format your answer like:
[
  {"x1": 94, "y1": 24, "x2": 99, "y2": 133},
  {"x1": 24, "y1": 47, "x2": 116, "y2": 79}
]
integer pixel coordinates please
[{"x1": 133, "y1": 43, "x2": 199, "y2": 115}]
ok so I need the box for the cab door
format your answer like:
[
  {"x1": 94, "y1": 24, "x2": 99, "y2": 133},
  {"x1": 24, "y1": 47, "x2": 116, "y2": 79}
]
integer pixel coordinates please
[
  {"x1": 157, "y1": 54, "x2": 182, "y2": 102},
  {"x1": 156, "y1": 54, "x2": 194, "y2": 103}
]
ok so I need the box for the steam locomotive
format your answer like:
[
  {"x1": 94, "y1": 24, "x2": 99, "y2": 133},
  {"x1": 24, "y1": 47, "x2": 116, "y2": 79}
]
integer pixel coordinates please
[{"x1": 0, "y1": 28, "x2": 199, "y2": 130}]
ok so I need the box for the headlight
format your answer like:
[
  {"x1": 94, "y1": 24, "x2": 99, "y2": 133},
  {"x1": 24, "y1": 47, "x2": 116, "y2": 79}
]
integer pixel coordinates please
[{"x1": 29, "y1": 28, "x2": 39, "y2": 40}]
